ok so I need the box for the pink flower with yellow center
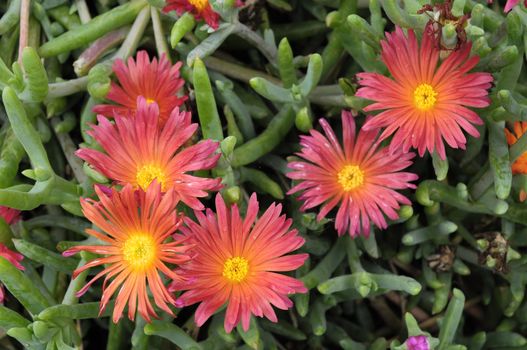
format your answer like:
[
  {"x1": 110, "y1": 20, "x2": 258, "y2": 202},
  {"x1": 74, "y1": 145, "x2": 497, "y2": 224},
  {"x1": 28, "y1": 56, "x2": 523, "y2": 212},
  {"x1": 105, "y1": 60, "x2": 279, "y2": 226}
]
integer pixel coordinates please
[
  {"x1": 93, "y1": 51, "x2": 186, "y2": 125},
  {"x1": 63, "y1": 184, "x2": 190, "y2": 323},
  {"x1": 170, "y1": 193, "x2": 308, "y2": 332},
  {"x1": 164, "y1": 0, "x2": 220, "y2": 30},
  {"x1": 287, "y1": 111, "x2": 418, "y2": 237},
  {"x1": 355, "y1": 27, "x2": 493, "y2": 160},
  {"x1": 78, "y1": 98, "x2": 222, "y2": 210}
]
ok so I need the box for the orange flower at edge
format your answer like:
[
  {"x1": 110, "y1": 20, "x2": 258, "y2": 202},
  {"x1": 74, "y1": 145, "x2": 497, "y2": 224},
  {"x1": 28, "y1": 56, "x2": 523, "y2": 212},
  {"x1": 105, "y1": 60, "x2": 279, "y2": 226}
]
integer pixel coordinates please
[
  {"x1": 505, "y1": 121, "x2": 527, "y2": 175},
  {"x1": 64, "y1": 183, "x2": 190, "y2": 323}
]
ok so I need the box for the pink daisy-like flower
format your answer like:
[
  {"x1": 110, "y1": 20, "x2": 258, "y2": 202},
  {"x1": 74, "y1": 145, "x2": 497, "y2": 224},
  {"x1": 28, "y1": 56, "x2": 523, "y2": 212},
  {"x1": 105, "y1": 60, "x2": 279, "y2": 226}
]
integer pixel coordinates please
[
  {"x1": 93, "y1": 51, "x2": 186, "y2": 125},
  {"x1": 355, "y1": 27, "x2": 493, "y2": 159},
  {"x1": 287, "y1": 111, "x2": 418, "y2": 237},
  {"x1": 170, "y1": 193, "x2": 308, "y2": 333},
  {"x1": 78, "y1": 98, "x2": 221, "y2": 210}
]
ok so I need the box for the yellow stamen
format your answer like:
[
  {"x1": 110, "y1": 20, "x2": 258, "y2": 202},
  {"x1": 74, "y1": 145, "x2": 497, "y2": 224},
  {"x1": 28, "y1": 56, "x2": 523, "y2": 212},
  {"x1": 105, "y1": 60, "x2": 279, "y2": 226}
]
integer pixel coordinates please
[
  {"x1": 145, "y1": 98, "x2": 156, "y2": 105},
  {"x1": 136, "y1": 165, "x2": 167, "y2": 191},
  {"x1": 122, "y1": 234, "x2": 157, "y2": 271},
  {"x1": 223, "y1": 257, "x2": 249, "y2": 282},
  {"x1": 188, "y1": 0, "x2": 208, "y2": 11},
  {"x1": 337, "y1": 165, "x2": 364, "y2": 191},
  {"x1": 413, "y1": 83, "x2": 438, "y2": 111}
]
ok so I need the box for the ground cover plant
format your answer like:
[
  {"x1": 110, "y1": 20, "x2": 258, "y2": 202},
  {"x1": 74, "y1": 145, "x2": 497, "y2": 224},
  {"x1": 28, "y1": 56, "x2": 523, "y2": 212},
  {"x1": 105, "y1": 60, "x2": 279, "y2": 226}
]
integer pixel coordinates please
[{"x1": 0, "y1": 0, "x2": 526, "y2": 349}]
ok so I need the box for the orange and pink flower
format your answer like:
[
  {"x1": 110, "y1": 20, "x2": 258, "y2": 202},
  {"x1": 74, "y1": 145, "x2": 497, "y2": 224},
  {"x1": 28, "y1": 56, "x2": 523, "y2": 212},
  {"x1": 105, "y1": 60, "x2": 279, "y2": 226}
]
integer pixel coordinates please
[
  {"x1": 63, "y1": 184, "x2": 190, "y2": 323},
  {"x1": 78, "y1": 98, "x2": 222, "y2": 210},
  {"x1": 355, "y1": 27, "x2": 493, "y2": 159},
  {"x1": 93, "y1": 51, "x2": 186, "y2": 125},
  {"x1": 287, "y1": 111, "x2": 418, "y2": 237},
  {"x1": 164, "y1": 0, "x2": 220, "y2": 30},
  {"x1": 170, "y1": 193, "x2": 308, "y2": 332}
]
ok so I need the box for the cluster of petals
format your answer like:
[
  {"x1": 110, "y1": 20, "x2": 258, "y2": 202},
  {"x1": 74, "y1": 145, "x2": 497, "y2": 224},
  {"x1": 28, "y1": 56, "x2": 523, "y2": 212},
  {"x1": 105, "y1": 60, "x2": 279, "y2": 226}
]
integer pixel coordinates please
[
  {"x1": 288, "y1": 111, "x2": 418, "y2": 237},
  {"x1": 64, "y1": 183, "x2": 190, "y2": 323},
  {"x1": 163, "y1": 0, "x2": 244, "y2": 30},
  {"x1": 93, "y1": 51, "x2": 186, "y2": 125},
  {"x1": 79, "y1": 98, "x2": 221, "y2": 210},
  {"x1": 406, "y1": 335, "x2": 430, "y2": 350},
  {"x1": 170, "y1": 193, "x2": 308, "y2": 332},
  {"x1": 505, "y1": 122, "x2": 527, "y2": 175},
  {"x1": 356, "y1": 26, "x2": 493, "y2": 160},
  {"x1": 0, "y1": 206, "x2": 24, "y2": 303},
  {"x1": 69, "y1": 48, "x2": 308, "y2": 332}
]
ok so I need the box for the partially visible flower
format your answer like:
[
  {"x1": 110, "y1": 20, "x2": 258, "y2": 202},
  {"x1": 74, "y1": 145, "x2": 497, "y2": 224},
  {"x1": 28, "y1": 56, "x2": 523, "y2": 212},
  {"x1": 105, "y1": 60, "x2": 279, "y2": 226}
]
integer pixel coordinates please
[
  {"x1": 170, "y1": 193, "x2": 308, "y2": 333},
  {"x1": 164, "y1": 0, "x2": 220, "y2": 29},
  {"x1": 406, "y1": 335, "x2": 429, "y2": 350},
  {"x1": 287, "y1": 111, "x2": 418, "y2": 238},
  {"x1": 93, "y1": 50, "x2": 186, "y2": 125},
  {"x1": 0, "y1": 244, "x2": 24, "y2": 303},
  {"x1": 78, "y1": 98, "x2": 222, "y2": 210},
  {"x1": 505, "y1": 122, "x2": 527, "y2": 175},
  {"x1": 356, "y1": 27, "x2": 493, "y2": 159},
  {"x1": 490, "y1": 0, "x2": 527, "y2": 12},
  {"x1": 0, "y1": 206, "x2": 21, "y2": 225},
  {"x1": 63, "y1": 183, "x2": 190, "y2": 323}
]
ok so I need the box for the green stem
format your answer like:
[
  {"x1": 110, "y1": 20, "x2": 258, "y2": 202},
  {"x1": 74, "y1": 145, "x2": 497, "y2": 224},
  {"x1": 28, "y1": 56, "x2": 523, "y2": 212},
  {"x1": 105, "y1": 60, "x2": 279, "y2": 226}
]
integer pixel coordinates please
[
  {"x1": 204, "y1": 56, "x2": 280, "y2": 84},
  {"x1": 48, "y1": 77, "x2": 89, "y2": 98},
  {"x1": 62, "y1": 257, "x2": 88, "y2": 305},
  {"x1": 51, "y1": 117, "x2": 88, "y2": 184},
  {"x1": 75, "y1": 0, "x2": 91, "y2": 24},
  {"x1": 233, "y1": 23, "x2": 277, "y2": 64},
  {"x1": 113, "y1": 5, "x2": 151, "y2": 60},
  {"x1": 150, "y1": 7, "x2": 169, "y2": 59}
]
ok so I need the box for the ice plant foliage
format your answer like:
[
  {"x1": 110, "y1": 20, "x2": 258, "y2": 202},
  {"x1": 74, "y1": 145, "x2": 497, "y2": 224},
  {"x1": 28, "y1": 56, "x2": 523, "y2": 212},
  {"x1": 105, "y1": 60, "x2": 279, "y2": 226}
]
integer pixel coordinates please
[
  {"x1": 63, "y1": 184, "x2": 189, "y2": 323},
  {"x1": 93, "y1": 51, "x2": 186, "y2": 124},
  {"x1": 505, "y1": 122, "x2": 527, "y2": 175},
  {"x1": 170, "y1": 193, "x2": 308, "y2": 332},
  {"x1": 78, "y1": 98, "x2": 222, "y2": 210},
  {"x1": 287, "y1": 111, "x2": 418, "y2": 237},
  {"x1": 164, "y1": 0, "x2": 220, "y2": 29},
  {"x1": 356, "y1": 27, "x2": 493, "y2": 159}
]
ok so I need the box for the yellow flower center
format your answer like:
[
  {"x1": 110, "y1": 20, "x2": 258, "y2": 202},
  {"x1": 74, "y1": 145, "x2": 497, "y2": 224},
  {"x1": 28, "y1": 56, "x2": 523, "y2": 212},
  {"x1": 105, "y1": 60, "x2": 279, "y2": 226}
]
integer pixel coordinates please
[
  {"x1": 223, "y1": 257, "x2": 249, "y2": 282},
  {"x1": 145, "y1": 98, "x2": 156, "y2": 105},
  {"x1": 188, "y1": 0, "x2": 208, "y2": 11},
  {"x1": 122, "y1": 234, "x2": 157, "y2": 271},
  {"x1": 413, "y1": 83, "x2": 438, "y2": 111},
  {"x1": 337, "y1": 165, "x2": 364, "y2": 191},
  {"x1": 136, "y1": 165, "x2": 167, "y2": 191}
]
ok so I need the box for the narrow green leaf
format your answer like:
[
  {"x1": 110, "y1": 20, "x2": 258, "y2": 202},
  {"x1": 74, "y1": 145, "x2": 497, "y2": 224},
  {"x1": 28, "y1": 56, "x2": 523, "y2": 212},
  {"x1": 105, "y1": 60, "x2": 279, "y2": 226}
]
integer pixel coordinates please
[
  {"x1": 438, "y1": 289, "x2": 465, "y2": 349},
  {"x1": 193, "y1": 58, "x2": 223, "y2": 141},
  {"x1": 144, "y1": 320, "x2": 202, "y2": 350},
  {"x1": 0, "y1": 256, "x2": 52, "y2": 315},
  {"x1": 13, "y1": 239, "x2": 78, "y2": 273}
]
